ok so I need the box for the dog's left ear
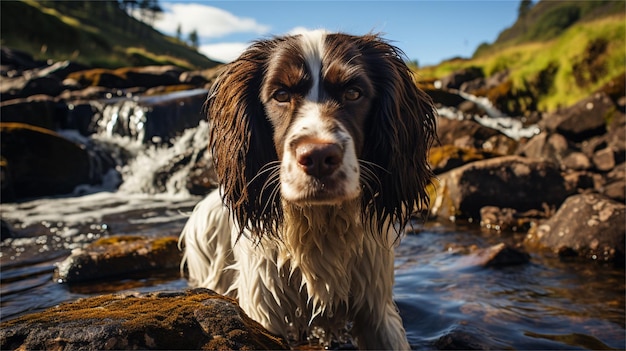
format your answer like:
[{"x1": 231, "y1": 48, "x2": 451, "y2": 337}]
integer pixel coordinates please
[{"x1": 358, "y1": 35, "x2": 437, "y2": 231}]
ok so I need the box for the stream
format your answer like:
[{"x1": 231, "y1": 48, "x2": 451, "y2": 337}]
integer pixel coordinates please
[{"x1": 0, "y1": 90, "x2": 624, "y2": 350}]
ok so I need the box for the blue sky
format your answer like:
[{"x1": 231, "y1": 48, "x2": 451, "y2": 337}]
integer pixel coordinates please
[{"x1": 152, "y1": 1, "x2": 522, "y2": 66}]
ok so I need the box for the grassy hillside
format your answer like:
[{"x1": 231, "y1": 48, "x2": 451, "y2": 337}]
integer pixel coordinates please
[
  {"x1": 417, "y1": 1, "x2": 625, "y2": 114},
  {"x1": 0, "y1": 0, "x2": 220, "y2": 69}
]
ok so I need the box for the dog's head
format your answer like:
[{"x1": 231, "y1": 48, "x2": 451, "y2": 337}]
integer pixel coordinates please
[{"x1": 207, "y1": 31, "x2": 436, "y2": 237}]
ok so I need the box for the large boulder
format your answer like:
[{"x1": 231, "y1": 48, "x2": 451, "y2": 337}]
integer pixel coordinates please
[
  {"x1": 0, "y1": 123, "x2": 94, "y2": 201},
  {"x1": 541, "y1": 92, "x2": 614, "y2": 142},
  {"x1": 525, "y1": 193, "x2": 625, "y2": 263},
  {"x1": 431, "y1": 155, "x2": 570, "y2": 220},
  {"x1": 0, "y1": 289, "x2": 289, "y2": 350},
  {"x1": 0, "y1": 94, "x2": 60, "y2": 130}
]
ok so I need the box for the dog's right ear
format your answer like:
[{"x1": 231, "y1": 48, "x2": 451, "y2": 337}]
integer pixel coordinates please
[{"x1": 206, "y1": 40, "x2": 282, "y2": 239}]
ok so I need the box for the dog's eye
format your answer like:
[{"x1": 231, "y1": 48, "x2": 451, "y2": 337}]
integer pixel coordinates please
[
  {"x1": 344, "y1": 88, "x2": 361, "y2": 101},
  {"x1": 273, "y1": 89, "x2": 291, "y2": 103}
]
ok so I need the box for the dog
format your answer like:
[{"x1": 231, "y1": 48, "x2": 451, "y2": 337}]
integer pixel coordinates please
[{"x1": 180, "y1": 30, "x2": 436, "y2": 350}]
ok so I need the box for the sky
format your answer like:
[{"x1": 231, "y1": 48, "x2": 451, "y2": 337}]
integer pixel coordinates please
[{"x1": 150, "y1": 1, "x2": 522, "y2": 66}]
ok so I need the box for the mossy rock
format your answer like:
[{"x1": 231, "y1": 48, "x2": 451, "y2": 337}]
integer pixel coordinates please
[
  {"x1": 0, "y1": 289, "x2": 289, "y2": 350},
  {"x1": 55, "y1": 235, "x2": 182, "y2": 283}
]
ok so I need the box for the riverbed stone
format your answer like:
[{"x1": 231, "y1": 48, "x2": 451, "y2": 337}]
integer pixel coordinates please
[
  {"x1": 0, "y1": 288, "x2": 289, "y2": 350},
  {"x1": 55, "y1": 235, "x2": 182, "y2": 283},
  {"x1": 431, "y1": 155, "x2": 570, "y2": 220},
  {"x1": 0, "y1": 122, "x2": 93, "y2": 201},
  {"x1": 454, "y1": 243, "x2": 531, "y2": 269},
  {"x1": 525, "y1": 193, "x2": 625, "y2": 263},
  {"x1": 0, "y1": 94, "x2": 59, "y2": 130}
]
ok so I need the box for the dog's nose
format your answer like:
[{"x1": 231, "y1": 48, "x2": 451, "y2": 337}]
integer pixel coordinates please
[{"x1": 295, "y1": 142, "x2": 343, "y2": 178}]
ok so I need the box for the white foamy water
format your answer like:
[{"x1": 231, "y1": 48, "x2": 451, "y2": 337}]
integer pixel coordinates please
[{"x1": 436, "y1": 90, "x2": 540, "y2": 140}]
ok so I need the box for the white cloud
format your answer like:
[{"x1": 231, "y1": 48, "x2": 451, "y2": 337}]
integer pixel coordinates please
[
  {"x1": 154, "y1": 3, "x2": 270, "y2": 39},
  {"x1": 287, "y1": 26, "x2": 313, "y2": 35},
  {"x1": 199, "y1": 42, "x2": 250, "y2": 63}
]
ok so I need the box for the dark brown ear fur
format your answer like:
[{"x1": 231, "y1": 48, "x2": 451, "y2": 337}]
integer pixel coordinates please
[
  {"x1": 356, "y1": 34, "x2": 437, "y2": 231},
  {"x1": 207, "y1": 39, "x2": 283, "y2": 238}
]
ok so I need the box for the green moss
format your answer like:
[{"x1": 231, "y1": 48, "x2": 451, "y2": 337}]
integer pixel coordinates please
[
  {"x1": 417, "y1": 15, "x2": 625, "y2": 114},
  {"x1": 92, "y1": 235, "x2": 144, "y2": 246},
  {"x1": 0, "y1": 0, "x2": 219, "y2": 69}
]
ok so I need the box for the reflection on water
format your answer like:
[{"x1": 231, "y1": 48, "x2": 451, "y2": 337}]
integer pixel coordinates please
[{"x1": 1, "y1": 195, "x2": 624, "y2": 350}]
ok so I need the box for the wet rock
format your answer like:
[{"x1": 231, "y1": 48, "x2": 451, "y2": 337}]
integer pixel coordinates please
[
  {"x1": 1, "y1": 219, "x2": 14, "y2": 241},
  {"x1": 95, "y1": 88, "x2": 207, "y2": 143},
  {"x1": 67, "y1": 65, "x2": 183, "y2": 89},
  {"x1": 0, "y1": 94, "x2": 60, "y2": 130},
  {"x1": 434, "y1": 326, "x2": 503, "y2": 350},
  {"x1": 542, "y1": 92, "x2": 613, "y2": 141},
  {"x1": 0, "y1": 75, "x2": 62, "y2": 100},
  {"x1": 479, "y1": 206, "x2": 549, "y2": 233},
  {"x1": 57, "y1": 85, "x2": 116, "y2": 101},
  {"x1": 455, "y1": 243, "x2": 530, "y2": 268},
  {"x1": 0, "y1": 122, "x2": 94, "y2": 201},
  {"x1": 55, "y1": 235, "x2": 182, "y2": 283},
  {"x1": 63, "y1": 102, "x2": 98, "y2": 135},
  {"x1": 431, "y1": 155, "x2": 570, "y2": 220},
  {"x1": 525, "y1": 193, "x2": 625, "y2": 263},
  {"x1": 0, "y1": 288, "x2": 289, "y2": 350},
  {"x1": 186, "y1": 149, "x2": 218, "y2": 196}
]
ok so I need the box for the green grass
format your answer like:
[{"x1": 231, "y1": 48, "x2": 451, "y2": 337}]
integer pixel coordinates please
[
  {"x1": 416, "y1": 14, "x2": 625, "y2": 113},
  {"x1": 0, "y1": 0, "x2": 219, "y2": 69}
]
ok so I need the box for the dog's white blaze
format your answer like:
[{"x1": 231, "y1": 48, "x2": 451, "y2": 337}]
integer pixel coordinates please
[
  {"x1": 299, "y1": 29, "x2": 326, "y2": 102},
  {"x1": 281, "y1": 102, "x2": 361, "y2": 203}
]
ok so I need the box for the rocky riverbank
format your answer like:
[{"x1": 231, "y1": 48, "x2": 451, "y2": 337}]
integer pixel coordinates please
[{"x1": 1, "y1": 47, "x2": 624, "y2": 349}]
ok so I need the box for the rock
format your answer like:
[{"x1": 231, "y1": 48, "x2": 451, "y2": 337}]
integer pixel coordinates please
[
  {"x1": 424, "y1": 88, "x2": 467, "y2": 108},
  {"x1": 479, "y1": 206, "x2": 548, "y2": 233},
  {"x1": 439, "y1": 67, "x2": 484, "y2": 90},
  {"x1": 0, "y1": 94, "x2": 60, "y2": 130},
  {"x1": 454, "y1": 243, "x2": 530, "y2": 269},
  {"x1": 542, "y1": 92, "x2": 613, "y2": 141},
  {"x1": 561, "y1": 151, "x2": 592, "y2": 171},
  {"x1": 67, "y1": 66, "x2": 183, "y2": 89},
  {"x1": 57, "y1": 85, "x2": 116, "y2": 101},
  {"x1": 525, "y1": 193, "x2": 625, "y2": 263},
  {"x1": 1, "y1": 46, "x2": 42, "y2": 72},
  {"x1": 55, "y1": 235, "x2": 182, "y2": 284},
  {"x1": 1, "y1": 219, "x2": 14, "y2": 241},
  {"x1": 0, "y1": 288, "x2": 289, "y2": 350},
  {"x1": 63, "y1": 102, "x2": 97, "y2": 135},
  {"x1": 186, "y1": 148, "x2": 218, "y2": 195},
  {"x1": 429, "y1": 145, "x2": 498, "y2": 174},
  {"x1": 437, "y1": 117, "x2": 517, "y2": 154},
  {"x1": 95, "y1": 88, "x2": 207, "y2": 143},
  {"x1": 0, "y1": 75, "x2": 62, "y2": 100},
  {"x1": 0, "y1": 122, "x2": 94, "y2": 201},
  {"x1": 431, "y1": 155, "x2": 569, "y2": 220},
  {"x1": 592, "y1": 146, "x2": 616, "y2": 171},
  {"x1": 434, "y1": 326, "x2": 506, "y2": 350},
  {"x1": 519, "y1": 132, "x2": 593, "y2": 171}
]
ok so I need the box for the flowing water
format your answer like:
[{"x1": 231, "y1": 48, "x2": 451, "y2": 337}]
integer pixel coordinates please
[{"x1": 1, "y1": 91, "x2": 624, "y2": 350}]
